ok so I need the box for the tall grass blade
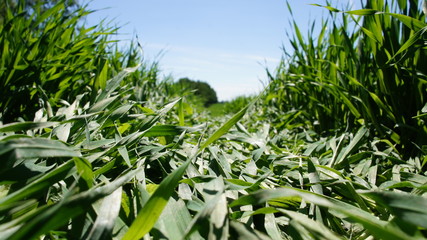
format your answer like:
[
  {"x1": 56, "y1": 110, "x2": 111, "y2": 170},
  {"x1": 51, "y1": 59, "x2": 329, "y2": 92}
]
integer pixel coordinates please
[
  {"x1": 387, "y1": 26, "x2": 427, "y2": 64},
  {"x1": 86, "y1": 187, "x2": 123, "y2": 240},
  {"x1": 199, "y1": 100, "x2": 253, "y2": 151},
  {"x1": 122, "y1": 156, "x2": 194, "y2": 240}
]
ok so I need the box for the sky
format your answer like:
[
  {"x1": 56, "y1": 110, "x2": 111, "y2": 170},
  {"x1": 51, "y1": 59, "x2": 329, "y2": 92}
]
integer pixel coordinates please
[{"x1": 83, "y1": 1, "x2": 346, "y2": 101}]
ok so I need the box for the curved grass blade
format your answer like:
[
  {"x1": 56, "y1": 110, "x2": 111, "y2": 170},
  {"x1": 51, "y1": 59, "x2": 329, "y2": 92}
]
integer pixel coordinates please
[
  {"x1": 229, "y1": 221, "x2": 271, "y2": 240},
  {"x1": 155, "y1": 197, "x2": 201, "y2": 240},
  {"x1": 264, "y1": 213, "x2": 283, "y2": 240},
  {"x1": 0, "y1": 122, "x2": 58, "y2": 133},
  {"x1": 0, "y1": 161, "x2": 75, "y2": 207},
  {"x1": 0, "y1": 137, "x2": 81, "y2": 160},
  {"x1": 279, "y1": 210, "x2": 344, "y2": 240},
  {"x1": 362, "y1": 191, "x2": 427, "y2": 228},
  {"x1": 334, "y1": 126, "x2": 368, "y2": 168},
  {"x1": 345, "y1": 9, "x2": 379, "y2": 15},
  {"x1": 144, "y1": 125, "x2": 187, "y2": 137},
  {"x1": 199, "y1": 99, "x2": 255, "y2": 152},
  {"x1": 95, "y1": 65, "x2": 140, "y2": 102},
  {"x1": 183, "y1": 177, "x2": 228, "y2": 239},
  {"x1": 230, "y1": 187, "x2": 417, "y2": 240},
  {"x1": 386, "y1": 26, "x2": 427, "y2": 64},
  {"x1": 88, "y1": 95, "x2": 119, "y2": 113},
  {"x1": 86, "y1": 187, "x2": 123, "y2": 240},
  {"x1": 122, "y1": 156, "x2": 194, "y2": 240},
  {"x1": 5, "y1": 169, "x2": 139, "y2": 240}
]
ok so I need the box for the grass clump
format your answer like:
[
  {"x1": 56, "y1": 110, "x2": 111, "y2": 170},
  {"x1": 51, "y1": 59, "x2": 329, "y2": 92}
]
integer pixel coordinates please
[
  {"x1": 0, "y1": 0, "x2": 427, "y2": 239},
  {"x1": 267, "y1": 0, "x2": 427, "y2": 157}
]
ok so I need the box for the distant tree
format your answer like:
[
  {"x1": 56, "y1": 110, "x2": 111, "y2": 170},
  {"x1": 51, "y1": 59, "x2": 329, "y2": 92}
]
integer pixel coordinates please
[{"x1": 177, "y1": 78, "x2": 218, "y2": 107}]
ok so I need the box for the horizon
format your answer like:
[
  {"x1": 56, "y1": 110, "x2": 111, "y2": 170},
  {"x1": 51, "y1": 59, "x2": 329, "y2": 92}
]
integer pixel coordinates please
[{"x1": 84, "y1": 1, "x2": 356, "y2": 101}]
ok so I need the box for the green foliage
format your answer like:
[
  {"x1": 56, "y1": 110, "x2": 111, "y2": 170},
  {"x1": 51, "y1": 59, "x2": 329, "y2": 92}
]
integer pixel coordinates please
[
  {"x1": 268, "y1": 0, "x2": 427, "y2": 157},
  {"x1": 175, "y1": 77, "x2": 218, "y2": 107},
  {"x1": 1, "y1": 0, "x2": 427, "y2": 239},
  {"x1": 0, "y1": 0, "x2": 79, "y2": 23},
  {"x1": 207, "y1": 102, "x2": 226, "y2": 117},
  {"x1": 224, "y1": 95, "x2": 255, "y2": 114},
  {"x1": 0, "y1": 0, "x2": 162, "y2": 123},
  {"x1": 0, "y1": 1, "x2": 110, "y2": 122}
]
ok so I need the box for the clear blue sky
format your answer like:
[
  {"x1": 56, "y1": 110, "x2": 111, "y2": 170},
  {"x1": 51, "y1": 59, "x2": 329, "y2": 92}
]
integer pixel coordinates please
[{"x1": 84, "y1": 1, "x2": 355, "y2": 101}]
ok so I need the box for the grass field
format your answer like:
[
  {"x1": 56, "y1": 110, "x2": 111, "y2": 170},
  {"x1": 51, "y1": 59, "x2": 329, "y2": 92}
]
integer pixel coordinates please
[{"x1": 1, "y1": 0, "x2": 427, "y2": 239}]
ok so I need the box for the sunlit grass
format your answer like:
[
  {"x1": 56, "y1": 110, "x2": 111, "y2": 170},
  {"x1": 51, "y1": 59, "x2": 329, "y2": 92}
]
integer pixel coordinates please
[{"x1": 0, "y1": 0, "x2": 426, "y2": 239}]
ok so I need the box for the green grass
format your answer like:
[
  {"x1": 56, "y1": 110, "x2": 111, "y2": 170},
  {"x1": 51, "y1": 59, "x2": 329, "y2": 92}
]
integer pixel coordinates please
[
  {"x1": 207, "y1": 102, "x2": 226, "y2": 117},
  {"x1": 0, "y1": 0, "x2": 427, "y2": 239},
  {"x1": 267, "y1": 0, "x2": 427, "y2": 157}
]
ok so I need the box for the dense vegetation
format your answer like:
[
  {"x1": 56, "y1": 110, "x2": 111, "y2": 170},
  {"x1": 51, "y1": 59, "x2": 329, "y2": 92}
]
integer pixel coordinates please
[
  {"x1": 174, "y1": 78, "x2": 218, "y2": 107},
  {"x1": 0, "y1": 0, "x2": 427, "y2": 239}
]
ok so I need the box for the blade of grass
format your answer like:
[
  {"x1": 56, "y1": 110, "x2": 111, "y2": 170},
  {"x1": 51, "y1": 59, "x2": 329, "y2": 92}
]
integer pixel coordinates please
[
  {"x1": 0, "y1": 122, "x2": 58, "y2": 133},
  {"x1": 279, "y1": 209, "x2": 344, "y2": 240},
  {"x1": 6, "y1": 168, "x2": 139, "y2": 240},
  {"x1": 230, "y1": 187, "x2": 417, "y2": 240},
  {"x1": 199, "y1": 99, "x2": 255, "y2": 152},
  {"x1": 362, "y1": 191, "x2": 427, "y2": 228},
  {"x1": 122, "y1": 155, "x2": 194, "y2": 240},
  {"x1": 86, "y1": 187, "x2": 123, "y2": 240}
]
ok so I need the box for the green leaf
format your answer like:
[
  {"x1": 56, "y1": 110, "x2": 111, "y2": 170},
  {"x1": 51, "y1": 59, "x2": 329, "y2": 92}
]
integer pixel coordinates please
[
  {"x1": 144, "y1": 125, "x2": 184, "y2": 137},
  {"x1": 230, "y1": 187, "x2": 415, "y2": 240},
  {"x1": 397, "y1": 0, "x2": 407, "y2": 10},
  {"x1": 96, "y1": 65, "x2": 140, "y2": 102},
  {"x1": 0, "y1": 161, "x2": 75, "y2": 208},
  {"x1": 279, "y1": 210, "x2": 344, "y2": 240},
  {"x1": 229, "y1": 221, "x2": 271, "y2": 240},
  {"x1": 183, "y1": 177, "x2": 228, "y2": 239},
  {"x1": 264, "y1": 213, "x2": 283, "y2": 240},
  {"x1": 386, "y1": 13, "x2": 426, "y2": 31},
  {"x1": 4, "y1": 169, "x2": 139, "y2": 240},
  {"x1": 386, "y1": 26, "x2": 427, "y2": 64},
  {"x1": 368, "y1": 92, "x2": 396, "y2": 122},
  {"x1": 345, "y1": 9, "x2": 379, "y2": 15},
  {"x1": 362, "y1": 191, "x2": 427, "y2": 228},
  {"x1": 178, "y1": 98, "x2": 185, "y2": 126},
  {"x1": 0, "y1": 137, "x2": 81, "y2": 161},
  {"x1": 0, "y1": 122, "x2": 58, "y2": 133},
  {"x1": 311, "y1": 4, "x2": 340, "y2": 12},
  {"x1": 334, "y1": 127, "x2": 368, "y2": 168},
  {"x1": 117, "y1": 146, "x2": 131, "y2": 167},
  {"x1": 199, "y1": 99, "x2": 254, "y2": 151},
  {"x1": 155, "y1": 197, "x2": 201, "y2": 240},
  {"x1": 95, "y1": 59, "x2": 109, "y2": 90},
  {"x1": 86, "y1": 187, "x2": 123, "y2": 240},
  {"x1": 122, "y1": 156, "x2": 194, "y2": 240},
  {"x1": 88, "y1": 95, "x2": 119, "y2": 113},
  {"x1": 73, "y1": 157, "x2": 93, "y2": 188}
]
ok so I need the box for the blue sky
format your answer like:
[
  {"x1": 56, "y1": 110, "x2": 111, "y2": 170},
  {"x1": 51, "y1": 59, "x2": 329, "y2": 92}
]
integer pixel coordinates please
[{"x1": 84, "y1": 1, "x2": 350, "y2": 101}]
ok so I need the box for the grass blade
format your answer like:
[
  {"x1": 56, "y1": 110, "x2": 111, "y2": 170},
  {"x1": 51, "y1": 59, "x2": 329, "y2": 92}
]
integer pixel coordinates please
[
  {"x1": 362, "y1": 191, "x2": 427, "y2": 228},
  {"x1": 6, "y1": 169, "x2": 139, "y2": 240},
  {"x1": 199, "y1": 100, "x2": 254, "y2": 151},
  {"x1": 122, "y1": 156, "x2": 194, "y2": 240},
  {"x1": 86, "y1": 187, "x2": 123, "y2": 240},
  {"x1": 279, "y1": 210, "x2": 344, "y2": 240},
  {"x1": 230, "y1": 187, "x2": 416, "y2": 240},
  {"x1": 0, "y1": 122, "x2": 58, "y2": 133}
]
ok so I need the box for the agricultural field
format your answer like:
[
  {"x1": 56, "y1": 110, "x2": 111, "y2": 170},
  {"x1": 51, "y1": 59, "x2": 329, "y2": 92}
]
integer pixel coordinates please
[{"x1": 1, "y1": 0, "x2": 427, "y2": 239}]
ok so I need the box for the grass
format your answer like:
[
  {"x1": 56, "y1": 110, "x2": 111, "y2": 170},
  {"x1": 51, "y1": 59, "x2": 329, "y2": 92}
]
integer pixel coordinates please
[
  {"x1": 268, "y1": 0, "x2": 427, "y2": 156},
  {"x1": 0, "y1": 0, "x2": 427, "y2": 239},
  {"x1": 207, "y1": 102, "x2": 226, "y2": 117}
]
